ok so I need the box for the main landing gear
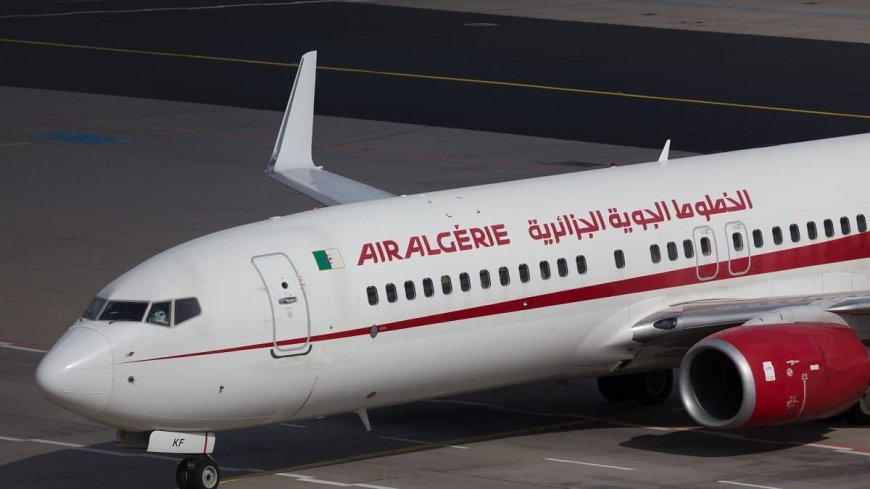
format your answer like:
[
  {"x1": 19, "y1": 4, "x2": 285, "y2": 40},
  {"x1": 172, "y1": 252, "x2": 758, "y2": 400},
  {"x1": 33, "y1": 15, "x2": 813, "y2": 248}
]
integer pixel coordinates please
[
  {"x1": 597, "y1": 369, "x2": 674, "y2": 405},
  {"x1": 176, "y1": 455, "x2": 220, "y2": 489}
]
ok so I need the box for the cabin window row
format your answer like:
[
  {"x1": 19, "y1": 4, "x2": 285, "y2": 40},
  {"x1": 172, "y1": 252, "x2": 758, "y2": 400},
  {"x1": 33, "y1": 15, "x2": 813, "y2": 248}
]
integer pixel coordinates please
[
  {"x1": 751, "y1": 214, "x2": 865, "y2": 249},
  {"x1": 366, "y1": 255, "x2": 589, "y2": 305},
  {"x1": 649, "y1": 239, "x2": 697, "y2": 264}
]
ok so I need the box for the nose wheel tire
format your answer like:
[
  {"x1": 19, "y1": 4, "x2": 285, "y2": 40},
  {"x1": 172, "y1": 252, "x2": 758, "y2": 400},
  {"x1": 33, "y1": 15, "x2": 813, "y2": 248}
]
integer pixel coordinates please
[{"x1": 176, "y1": 456, "x2": 220, "y2": 489}]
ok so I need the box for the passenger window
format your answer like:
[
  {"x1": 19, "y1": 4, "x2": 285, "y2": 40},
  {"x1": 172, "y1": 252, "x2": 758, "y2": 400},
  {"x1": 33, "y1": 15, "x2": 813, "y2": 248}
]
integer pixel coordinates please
[
  {"x1": 614, "y1": 250, "x2": 625, "y2": 269},
  {"x1": 858, "y1": 214, "x2": 867, "y2": 233},
  {"x1": 730, "y1": 233, "x2": 742, "y2": 251},
  {"x1": 650, "y1": 244, "x2": 661, "y2": 264},
  {"x1": 404, "y1": 280, "x2": 416, "y2": 300},
  {"x1": 824, "y1": 219, "x2": 834, "y2": 237},
  {"x1": 772, "y1": 226, "x2": 783, "y2": 245},
  {"x1": 752, "y1": 229, "x2": 763, "y2": 248},
  {"x1": 667, "y1": 242, "x2": 678, "y2": 261},
  {"x1": 789, "y1": 224, "x2": 800, "y2": 243},
  {"x1": 557, "y1": 258, "x2": 568, "y2": 277},
  {"x1": 366, "y1": 286, "x2": 378, "y2": 305},
  {"x1": 807, "y1": 221, "x2": 817, "y2": 240},
  {"x1": 700, "y1": 237, "x2": 711, "y2": 256},
  {"x1": 540, "y1": 260, "x2": 551, "y2": 279},
  {"x1": 423, "y1": 278, "x2": 434, "y2": 297},
  {"x1": 385, "y1": 283, "x2": 398, "y2": 303},
  {"x1": 441, "y1": 275, "x2": 452, "y2": 295},
  {"x1": 146, "y1": 301, "x2": 171, "y2": 326},
  {"x1": 82, "y1": 297, "x2": 107, "y2": 320},
  {"x1": 99, "y1": 301, "x2": 148, "y2": 322},
  {"x1": 683, "y1": 239, "x2": 694, "y2": 259},
  {"x1": 480, "y1": 270, "x2": 491, "y2": 289},
  {"x1": 459, "y1": 272, "x2": 471, "y2": 292},
  {"x1": 499, "y1": 266, "x2": 510, "y2": 286},
  {"x1": 576, "y1": 255, "x2": 587, "y2": 274},
  {"x1": 518, "y1": 264, "x2": 530, "y2": 283},
  {"x1": 174, "y1": 298, "x2": 201, "y2": 325},
  {"x1": 841, "y1": 216, "x2": 851, "y2": 235}
]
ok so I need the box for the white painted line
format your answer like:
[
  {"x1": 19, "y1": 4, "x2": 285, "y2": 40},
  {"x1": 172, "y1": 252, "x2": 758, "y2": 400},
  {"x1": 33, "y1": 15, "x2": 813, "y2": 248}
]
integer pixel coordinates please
[
  {"x1": 280, "y1": 423, "x2": 307, "y2": 428},
  {"x1": 545, "y1": 457, "x2": 635, "y2": 471},
  {"x1": 807, "y1": 443, "x2": 853, "y2": 451},
  {"x1": 299, "y1": 479, "x2": 351, "y2": 487},
  {"x1": 0, "y1": 436, "x2": 23, "y2": 442},
  {"x1": 277, "y1": 474, "x2": 397, "y2": 488},
  {"x1": 718, "y1": 481, "x2": 782, "y2": 489},
  {"x1": 380, "y1": 436, "x2": 467, "y2": 449},
  {"x1": 28, "y1": 438, "x2": 82, "y2": 448},
  {"x1": 0, "y1": 341, "x2": 48, "y2": 353},
  {"x1": 836, "y1": 449, "x2": 870, "y2": 457}
]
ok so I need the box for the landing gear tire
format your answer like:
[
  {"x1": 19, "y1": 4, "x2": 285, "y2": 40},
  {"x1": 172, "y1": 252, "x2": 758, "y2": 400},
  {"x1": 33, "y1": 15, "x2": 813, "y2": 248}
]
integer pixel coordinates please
[
  {"x1": 845, "y1": 387, "x2": 870, "y2": 426},
  {"x1": 597, "y1": 375, "x2": 633, "y2": 402},
  {"x1": 176, "y1": 458, "x2": 194, "y2": 489},
  {"x1": 176, "y1": 456, "x2": 220, "y2": 489},
  {"x1": 630, "y1": 370, "x2": 674, "y2": 406}
]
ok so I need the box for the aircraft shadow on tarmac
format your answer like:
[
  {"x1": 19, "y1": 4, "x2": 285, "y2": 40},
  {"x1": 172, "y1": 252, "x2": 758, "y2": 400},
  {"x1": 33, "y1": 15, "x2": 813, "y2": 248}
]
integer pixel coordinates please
[{"x1": 3, "y1": 378, "x2": 858, "y2": 488}]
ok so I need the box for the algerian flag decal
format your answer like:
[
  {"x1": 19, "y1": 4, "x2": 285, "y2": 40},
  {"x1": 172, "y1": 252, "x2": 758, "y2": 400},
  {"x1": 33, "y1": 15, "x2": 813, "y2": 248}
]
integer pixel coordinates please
[{"x1": 312, "y1": 248, "x2": 345, "y2": 270}]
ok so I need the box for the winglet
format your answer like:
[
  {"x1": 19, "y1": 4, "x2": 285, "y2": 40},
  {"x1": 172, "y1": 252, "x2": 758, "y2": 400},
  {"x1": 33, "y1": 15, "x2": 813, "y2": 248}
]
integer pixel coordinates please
[
  {"x1": 658, "y1": 139, "x2": 671, "y2": 163},
  {"x1": 266, "y1": 51, "x2": 395, "y2": 206},
  {"x1": 268, "y1": 51, "x2": 317, "y2": 173}
]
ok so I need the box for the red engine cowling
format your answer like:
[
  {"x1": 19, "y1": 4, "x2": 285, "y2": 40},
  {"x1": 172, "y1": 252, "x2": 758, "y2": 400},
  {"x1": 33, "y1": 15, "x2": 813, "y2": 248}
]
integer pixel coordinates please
[{"x1": 679, "y1": 323, "x2": 870, "y2": 429}]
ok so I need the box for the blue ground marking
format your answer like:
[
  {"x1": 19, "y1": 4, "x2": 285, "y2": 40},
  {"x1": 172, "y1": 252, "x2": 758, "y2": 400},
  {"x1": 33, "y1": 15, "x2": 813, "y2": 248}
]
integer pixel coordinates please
[
  {"x1": 641, "y1": 0, "x2": 870, "y2": 20},
  {"x1": 29, "y1": 132, "x2": 135, "y2": 144}
]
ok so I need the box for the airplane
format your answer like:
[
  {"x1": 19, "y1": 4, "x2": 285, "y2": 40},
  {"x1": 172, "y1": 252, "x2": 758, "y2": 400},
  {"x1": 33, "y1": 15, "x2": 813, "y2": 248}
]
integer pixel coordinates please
[{"x1": 35, "y1": 51, "x2": 870, "y2": 489}]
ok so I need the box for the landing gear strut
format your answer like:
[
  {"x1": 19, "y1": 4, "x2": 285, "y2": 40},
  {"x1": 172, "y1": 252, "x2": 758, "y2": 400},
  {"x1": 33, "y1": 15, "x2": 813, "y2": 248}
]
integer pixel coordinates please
[
  {"x1": 176, "y1": 455, "x2": 220, "y2": 489},
  {"x1": 596, "y1": 370, "x2": 674, "y2": 405}
]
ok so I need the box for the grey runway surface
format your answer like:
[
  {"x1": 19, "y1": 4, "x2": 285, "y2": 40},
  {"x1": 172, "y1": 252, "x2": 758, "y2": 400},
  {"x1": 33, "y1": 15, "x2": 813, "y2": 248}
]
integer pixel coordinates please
[{"x1": 2, "y1": 87, "x2": 869, "y2": 489}]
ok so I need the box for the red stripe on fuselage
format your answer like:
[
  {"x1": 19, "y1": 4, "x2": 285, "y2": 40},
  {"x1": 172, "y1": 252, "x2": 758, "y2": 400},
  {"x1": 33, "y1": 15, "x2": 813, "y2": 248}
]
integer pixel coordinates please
[{"x1": 128, "y1": 232, "x2": 870, "y2": 363}]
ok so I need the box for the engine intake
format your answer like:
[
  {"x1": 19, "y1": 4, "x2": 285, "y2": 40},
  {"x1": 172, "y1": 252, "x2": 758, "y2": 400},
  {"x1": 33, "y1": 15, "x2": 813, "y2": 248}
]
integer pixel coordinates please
[{"x1": 679, "y1": 323, "x2": 870, "y2": 429}]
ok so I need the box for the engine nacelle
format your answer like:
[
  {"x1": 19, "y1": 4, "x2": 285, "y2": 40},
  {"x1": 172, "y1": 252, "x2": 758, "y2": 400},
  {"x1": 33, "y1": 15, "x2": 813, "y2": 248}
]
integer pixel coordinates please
[{"x1": 679, "y1": 323, "x2": 870, "y2": 429}]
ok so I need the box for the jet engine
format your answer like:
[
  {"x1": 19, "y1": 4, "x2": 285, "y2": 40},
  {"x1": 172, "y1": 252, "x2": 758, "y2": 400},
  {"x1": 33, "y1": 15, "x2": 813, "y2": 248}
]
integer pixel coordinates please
[{"x1": 679, "y1": 323, "x2": 870, "y2": 429}]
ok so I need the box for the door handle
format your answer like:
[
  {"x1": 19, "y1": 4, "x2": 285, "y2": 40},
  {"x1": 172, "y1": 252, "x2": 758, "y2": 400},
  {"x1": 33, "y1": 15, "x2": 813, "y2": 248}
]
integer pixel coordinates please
[{"x1": 279, "y1": 296, "x2": 298, "y2": 305}]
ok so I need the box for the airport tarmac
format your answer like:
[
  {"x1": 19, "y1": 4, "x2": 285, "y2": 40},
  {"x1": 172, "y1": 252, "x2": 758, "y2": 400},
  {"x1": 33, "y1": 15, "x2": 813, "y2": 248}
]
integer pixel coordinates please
[
  {"x1": 2, "y1": 1, "x2": 870, "y2": 488},
  {"x1": 2, "y1": 1, "x2": 869, "y2": 153},
  {"x1": 2, "y1": 86, "x2": 870, "y2": 489}
]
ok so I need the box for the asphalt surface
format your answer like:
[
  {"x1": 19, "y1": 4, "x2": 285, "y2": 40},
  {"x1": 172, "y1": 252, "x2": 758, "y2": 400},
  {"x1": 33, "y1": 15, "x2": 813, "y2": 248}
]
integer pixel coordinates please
[
  {"x1": 1, "y1": 1, "x2": 870, "y2": 152},
  {"x1": 2, "y1": 2, "x2": 870, "y2": 488}
]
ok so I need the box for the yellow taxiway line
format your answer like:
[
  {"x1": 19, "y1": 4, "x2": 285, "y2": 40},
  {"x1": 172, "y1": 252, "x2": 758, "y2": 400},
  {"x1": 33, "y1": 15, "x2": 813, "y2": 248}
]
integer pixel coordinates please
[{"x1": 2, "y1": 37, "x2": 869, "y2": 121}]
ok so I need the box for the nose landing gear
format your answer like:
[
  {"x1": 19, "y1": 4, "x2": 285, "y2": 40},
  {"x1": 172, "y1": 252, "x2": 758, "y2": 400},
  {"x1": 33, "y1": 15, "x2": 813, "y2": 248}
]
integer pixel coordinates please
[{"x1": 176, "y1": 455, "x2": 220, "y2": 489}]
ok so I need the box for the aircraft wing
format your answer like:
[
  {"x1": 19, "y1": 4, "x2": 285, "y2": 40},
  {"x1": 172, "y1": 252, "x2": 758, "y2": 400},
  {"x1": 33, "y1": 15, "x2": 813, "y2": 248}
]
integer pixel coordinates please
[
  {"x1": 626, "y1": 292, "x2": 870, "y2": 365},
  {"x1": 266, "y1": 51, "x2": 395, "y2": 206}
]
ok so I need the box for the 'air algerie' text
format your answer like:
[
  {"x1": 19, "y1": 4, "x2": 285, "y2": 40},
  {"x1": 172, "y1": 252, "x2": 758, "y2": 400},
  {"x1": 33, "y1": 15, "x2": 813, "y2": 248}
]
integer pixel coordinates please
[{"x1": 358, "y1": 224, "x2": 510, "y2": 265}]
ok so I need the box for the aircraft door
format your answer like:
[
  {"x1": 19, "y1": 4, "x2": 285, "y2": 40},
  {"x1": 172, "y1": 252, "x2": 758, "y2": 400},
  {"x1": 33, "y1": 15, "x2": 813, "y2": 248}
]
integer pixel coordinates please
[
  {"x1": 692, "y1": 226, "x2": 719, "y2": 281},
  {"x1": 724, "y1": 221, "x2": 751, "y2": 276},
  {"x1": 252, "y1": 253, "x2": 311, "y2": 357}
]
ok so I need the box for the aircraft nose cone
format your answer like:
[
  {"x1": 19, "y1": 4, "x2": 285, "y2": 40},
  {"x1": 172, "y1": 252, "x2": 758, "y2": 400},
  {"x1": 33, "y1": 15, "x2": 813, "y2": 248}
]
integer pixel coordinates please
[{"x1": 36, "y1": 326, "x2": 113, "y2": 417}]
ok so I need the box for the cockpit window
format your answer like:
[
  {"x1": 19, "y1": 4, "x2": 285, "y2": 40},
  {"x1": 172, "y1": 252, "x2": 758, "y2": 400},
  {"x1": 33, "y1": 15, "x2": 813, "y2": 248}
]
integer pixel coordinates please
[
  {"x1": 146, "y1": 301, "x2": 172, "y2": 326},
  {"x1": 82, "y1": 297, "x2": 107, "y2": 320},
  {"x1": 174, "y1": 298, "x2": 201, "y2": 325},
  {"x1": 99, "y1": 301, "x2": 148, "y2": 322}
]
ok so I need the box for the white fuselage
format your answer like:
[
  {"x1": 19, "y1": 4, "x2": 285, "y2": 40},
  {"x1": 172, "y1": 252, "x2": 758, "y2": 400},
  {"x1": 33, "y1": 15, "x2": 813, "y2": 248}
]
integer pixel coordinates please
[{"x1": 37, "y1": 133, "x2": 870, "y2": 433}]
